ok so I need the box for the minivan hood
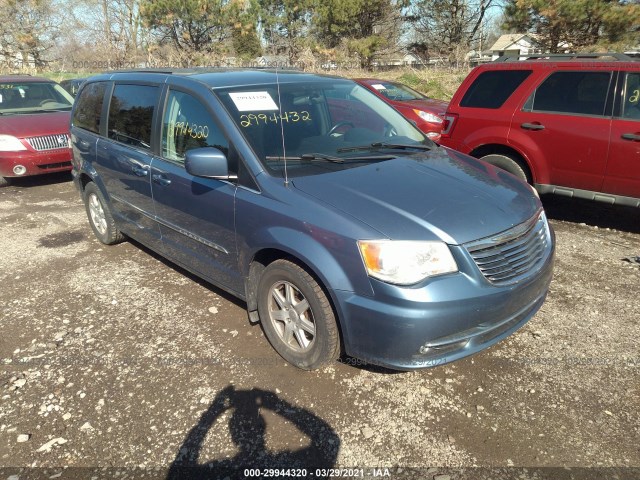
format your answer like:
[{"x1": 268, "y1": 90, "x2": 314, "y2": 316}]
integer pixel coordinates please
[
  {"x1": 0, "y1": 111, "x2": 71, "y2": 138},
  {"x1": 291, "y1": 148, "x2": 540, "y2": 245}
]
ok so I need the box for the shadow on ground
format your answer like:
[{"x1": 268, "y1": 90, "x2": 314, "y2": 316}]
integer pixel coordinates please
[
  {"x1": 2, "y1": 171, "x2": 72, "y2": 189},
  {"x1": 542, "y1": 194, "x2": 639, "y2": 234},
  {"x1": 167, "y1": 386, "x2": 340, "y2": 479}
]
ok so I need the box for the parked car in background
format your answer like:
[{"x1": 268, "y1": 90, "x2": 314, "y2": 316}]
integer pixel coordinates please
[
  {"x1": 0, "y1": 76, "x2": 74, "y2": 187},
  {"x1": 60, "y1": 78, "x2": 87, "y2": 97},
  {"x1": 354, "y1": 78, "x2": 448, "y2": 141},
  {"x1": 71, "y1": 69, "x2": 554, "y2": 371},
  {"x1": 439, "y1": 53, "x2": 640, "y2": 207}
]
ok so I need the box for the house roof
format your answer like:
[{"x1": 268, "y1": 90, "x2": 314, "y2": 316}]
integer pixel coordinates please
[{"x1": 490, "y1": 34, "x2": 539, "y2": 52}]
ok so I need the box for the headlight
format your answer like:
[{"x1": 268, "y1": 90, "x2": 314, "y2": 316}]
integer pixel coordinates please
[
  {"x1": 358, "y1": 240, "x2": 458, "y2": 285},
  {"x1": 0, "y1": 135, "x2": 27, "y2": 151},
  {"x1": 413, "y1": 109, "x2": 443, "y2": 124}
]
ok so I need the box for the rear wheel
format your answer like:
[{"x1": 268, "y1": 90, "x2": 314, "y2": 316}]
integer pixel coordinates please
[
  {"x1": 83, "y1": 182, "x2": 124, "y2": 245},
  {"x1": 480, "y1": 153, "x2": 531, "y2": 184},
  {"x1": 257, "y1": 259, "x2": 340, "y2": 370}
]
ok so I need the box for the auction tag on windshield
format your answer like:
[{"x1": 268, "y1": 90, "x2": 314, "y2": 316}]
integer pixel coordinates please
[
  {"x1": 371, "y1": 84, "x2": 386, "y2": 90},
  {"x1": 229, "y1": 91, "x2": 278, "y2": 112}
]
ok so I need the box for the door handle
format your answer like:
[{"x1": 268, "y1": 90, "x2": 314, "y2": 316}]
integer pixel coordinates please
[
  {"x1": 132, "y1": 165, "x2": 148, "y2": 177},
  {"x1": 152, "y1": 174, "x2": 171, "y2": 186},
  {"x1": 621, "y1": 133, "x2": 640, "y2": 141},
  {"x1": 521, "y1": 122, "x2": 545, "y2": 131}
]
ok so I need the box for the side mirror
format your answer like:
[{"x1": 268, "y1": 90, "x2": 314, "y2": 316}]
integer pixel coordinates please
[{"x1": 185, "y1": 147, "x2": 237, "y2": 180}]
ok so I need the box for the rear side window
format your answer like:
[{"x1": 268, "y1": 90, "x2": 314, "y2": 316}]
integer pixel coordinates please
[
  {"x1": 527, "y1": 71, "x2": 612, "y2": 116},
  {"x1": 73, "y1": 82, "x2": 106, "y2": 134},
  {"x1": 107, "y1": 84, "x2": 159, "y2": 150},
  {"x1": 460, "y1": 70, "x2": 531, "y2": 109}
]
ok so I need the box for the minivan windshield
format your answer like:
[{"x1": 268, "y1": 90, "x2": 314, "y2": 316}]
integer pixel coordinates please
[
  {"x1": 215, "y1": 80, "x2": 431, "y2": 177},
  {"x1": 0, "y1": 82, "x2": 74, "y2": 114}
]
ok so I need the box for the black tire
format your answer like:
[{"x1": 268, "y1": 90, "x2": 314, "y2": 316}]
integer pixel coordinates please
[
  {"x1": 257, "y1": 259, "x2": 340, "y2": 370},
  {"x1": 0, "y1": 176, "x2": 11, "y2": 187},
  {"x1": 480, "y1": 153, "x2": 531, "y2": 184},
  {"x1": 83, "y1": 182, "x2": 124, "y2": 245}
]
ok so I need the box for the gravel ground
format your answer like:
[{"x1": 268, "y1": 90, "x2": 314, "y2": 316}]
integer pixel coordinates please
[{"x1": 0, "y1": 172, "x2": 638, "y2": 479}]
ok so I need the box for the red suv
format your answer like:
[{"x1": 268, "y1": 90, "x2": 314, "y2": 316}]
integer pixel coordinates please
[
  {"x1": 0, "y1": 76, "x2": 74, "y2": 187},
  {"x1": 440, "y1": 54, "x2": 640, "y2": 207}
]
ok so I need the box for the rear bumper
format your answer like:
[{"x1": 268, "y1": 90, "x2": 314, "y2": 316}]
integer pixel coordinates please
[
  {"x1": 334, "y1": 238, "x2": 555, "y2": 370},
  {"x1": 0, "y1": 149, "x2": 72, "y2": 178}
]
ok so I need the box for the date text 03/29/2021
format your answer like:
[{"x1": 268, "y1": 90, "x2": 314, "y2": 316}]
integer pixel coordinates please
[{"x1": 243, "y1": 468, "x2": 391, "y2": 477}]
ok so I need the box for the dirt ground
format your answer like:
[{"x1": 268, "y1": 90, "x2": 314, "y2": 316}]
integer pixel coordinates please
[{"x1": 0, "y1": 172, "x2": 638, "y2": 480}]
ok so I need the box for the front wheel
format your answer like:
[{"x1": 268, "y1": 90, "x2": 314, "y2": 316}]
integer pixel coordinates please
[
  {"x1": 83, "y1": 182, "x2": 124, "y2": 245},
  {"x1": 257, "y1": 259, "x2": 340, "y2": 370}
]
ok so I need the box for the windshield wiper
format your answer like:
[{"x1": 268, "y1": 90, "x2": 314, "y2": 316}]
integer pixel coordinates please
[
  {"x1": 266, "y1": 153, "x2": 344, "y2": 163},
  {"x1": 337, "y1": 142, "x2": 432, "y2": 153},
  {"x1": 266, "y1": 152, "x2": 396, "y2": 163}
]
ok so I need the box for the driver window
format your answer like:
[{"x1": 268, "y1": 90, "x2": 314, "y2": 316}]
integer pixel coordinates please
[{"x1": 162, "y1": 90, "x2": 229, "y2": 164}]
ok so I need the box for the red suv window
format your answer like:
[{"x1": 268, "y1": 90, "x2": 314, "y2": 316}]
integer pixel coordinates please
[
  {"x1": 460, "y1": 70, "x2": 532, "y2": 109},
  {"x1": 524, "y1": 71, "x2": 612, "y2": 116}
]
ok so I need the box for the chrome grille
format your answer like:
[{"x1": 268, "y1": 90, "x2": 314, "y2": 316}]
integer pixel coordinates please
[
  {"x1": 465, "y1": 211, "x2": 550, "y2": 285},
  {"x1": 25, "y1": 134, "x2": 70, "y2": 151}
]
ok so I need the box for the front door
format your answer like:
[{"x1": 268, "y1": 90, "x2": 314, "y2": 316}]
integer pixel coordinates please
[
  {"x1": 510, "y1": 70, "x2": 613, "y2": 191},
  {"x1": 603, "y1": 71, "x2": 640, "y2": 199},
  {"x1": 150, "y1": 88, "x2": 242, "y2": 294}
]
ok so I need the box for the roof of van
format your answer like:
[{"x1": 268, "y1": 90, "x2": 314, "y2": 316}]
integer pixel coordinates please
[{"x1": 91, "y1": 68, "x2": 347, "y2": 89}]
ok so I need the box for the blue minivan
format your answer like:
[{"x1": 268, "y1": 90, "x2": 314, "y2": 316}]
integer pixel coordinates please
[{"x1": 70, "y1": 69, "x2": 555, "y2": 370}]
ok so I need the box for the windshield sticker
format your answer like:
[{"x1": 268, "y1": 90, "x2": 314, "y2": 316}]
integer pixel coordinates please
[
  {"x1": 630, "y1": 89, "x2": 639, "y2": 103},
  {"x1": 0, "y1": 85, "x2": 15, "y2": 89},
  {"x1": 371, "y1": 84, "x2": 386, "y2": 90},
  {"x1": 239, "y1": 111, "x2": 311, "y2": 128},
  {"x1": 229, "y1": 91, "x2": 279, "y2": 112}
]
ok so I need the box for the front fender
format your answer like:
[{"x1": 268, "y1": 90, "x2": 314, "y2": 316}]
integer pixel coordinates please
[{"x1": 241, "y1": 226, "x2": 373, "y2": 298}]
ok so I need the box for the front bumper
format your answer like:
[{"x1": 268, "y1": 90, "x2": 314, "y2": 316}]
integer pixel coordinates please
[
  {"x1": 334, "y1": 238, "x2": 555, "y2": 370},
  {"x1": 0, "y1": 149, "x2": 72, "y2": 178}
]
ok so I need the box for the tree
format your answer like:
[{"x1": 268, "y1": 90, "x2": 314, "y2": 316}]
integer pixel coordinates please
[
  {"x1": 0, "y1": 0, "x2": 62, "y2": 68},
  {"x1": 408, "y1": 0, "x2": 500, "y2": 60},
  {"x1": 140, "y1": 0, "x2": 237, "y2": 56},
  {"x1": 258, "y1": 0, "x2": 314, "y2": 62},
  {"x1": 313, "y1": 0, "x2": 407, "y2": 68},
  {"x1": 231, "y1": 0, "x2": 262, "y2": 60},
  {"x1": 503, "y1": 0, "x2": 640, "y2": 52}
]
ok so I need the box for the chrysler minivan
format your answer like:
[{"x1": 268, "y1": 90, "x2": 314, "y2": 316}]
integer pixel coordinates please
[{"x1": 70, "y1": 69, "x2": 555, "y2": 370}]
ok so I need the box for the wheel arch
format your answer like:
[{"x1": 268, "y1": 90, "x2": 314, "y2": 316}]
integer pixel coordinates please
[
  {"x1": 469, "y1": 144, "x2": 535, "y2": 183},
  {"x1": 245, "y1": 247, "x2": 349, "y2": 354}
]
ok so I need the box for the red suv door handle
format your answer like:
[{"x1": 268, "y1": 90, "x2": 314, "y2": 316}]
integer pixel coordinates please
[
  {"x1": 521, "y1": 122, "x2": 545, "y2": 131},
  {"x1": 621, "y1": 133, "x2": 640, "y2": 141}
]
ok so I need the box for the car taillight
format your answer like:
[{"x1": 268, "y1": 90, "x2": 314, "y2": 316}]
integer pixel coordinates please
[{"x1": 441, "y1": 114, "x2": 458, "y2": 137}]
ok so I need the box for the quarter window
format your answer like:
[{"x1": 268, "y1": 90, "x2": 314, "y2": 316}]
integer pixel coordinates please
[
  {"x1": 162, "y1": 90, "x2": 229, "y2": 164},
  {"x1": 107, "y1": 84, "x2": 158, "y2": 150},
  {"x1": 527, "y1": 71, "x2": 612, "y2": 116},
  {"x1": 73, "y1": 82, "x2": 106, "y2": 134},
  {"x1": 460, "y1": 70, "x2": 531, "y2": 109}
]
